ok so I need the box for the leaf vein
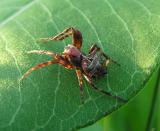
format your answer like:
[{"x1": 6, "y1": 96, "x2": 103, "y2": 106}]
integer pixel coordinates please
[
  {"x1": 133, "y1": 0, "x2": 151, "y2": 16},
  {"x1": 104, "y1": 0, "x2": 134, "y2": 43},
  {"x1": 33, "y1": 3, "x2": 63, "y2": 128},
  {"x1": 0, "y1": 0, "x2": 36, "y2": 28},
  {"x1": 0, "y1": 35, "x2": 22, "y2": 127},
  {"x1": 15, "y1": 20, "x2": 41, "y2": 49}
]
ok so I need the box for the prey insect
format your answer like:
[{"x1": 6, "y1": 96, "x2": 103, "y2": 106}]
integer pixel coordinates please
[{"x1": 20, "y1": 27, "x2": 126, "y2": 103}]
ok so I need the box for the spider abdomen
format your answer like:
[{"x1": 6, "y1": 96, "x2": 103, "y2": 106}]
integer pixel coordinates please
[{"x1": 82, "y1": 55, "x2": 107, "y2": 77}]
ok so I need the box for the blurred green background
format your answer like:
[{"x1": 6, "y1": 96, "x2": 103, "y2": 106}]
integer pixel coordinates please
[{"x1": 80, "y1": 70, "x2": 160, "y2": 131}]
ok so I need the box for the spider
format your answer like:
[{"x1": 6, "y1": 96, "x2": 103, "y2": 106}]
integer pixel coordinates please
[{"x1": 20, "y1": 27, "x2": 126, "y2": 103}]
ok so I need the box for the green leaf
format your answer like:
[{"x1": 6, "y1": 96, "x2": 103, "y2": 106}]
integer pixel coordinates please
[{"x1": 0, "y1": 0, "x2": 160, "y2": 130}]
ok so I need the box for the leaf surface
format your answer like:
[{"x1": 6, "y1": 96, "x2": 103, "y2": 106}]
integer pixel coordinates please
[{"x1": 0, "y1": 0, "x2": 160, "y2": 130}]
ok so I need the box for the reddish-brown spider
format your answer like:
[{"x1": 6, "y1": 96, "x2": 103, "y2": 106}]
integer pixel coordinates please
[{"x1": 20, "y1": 27, "x2": 126, "y2": 103}]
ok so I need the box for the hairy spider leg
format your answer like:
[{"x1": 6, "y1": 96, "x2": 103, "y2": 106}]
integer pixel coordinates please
[
  {"x1": 76, "y1": 69, "x2": 84, "y2": 103},
  {"x1": 89, "y1": 44, "x2": 100, "y2": 54},
  {"x1": 27, "y1": 50, "x2": 60, "y2": 59},
  {"x1": 38, "y1": 27, "x2": 82, "y2": 49},
  {"x1": 19, "y1": 60, "x2": 59, "y2": 81},
  {"x1": 20, "y1": 50, "x2": 75, "y2": 81},
  {"x1": 83, "y1": 74, "x2": 127, "y2": 103},
  {"x1": 89, "y1": 44, "x2": 120, "y2": 66},
  {"x1": 20, "y1": 59, "x2": 74, "y2": 81},
  {"x1": 28, "y1": 50, "x2": 75, "y2": 69}
]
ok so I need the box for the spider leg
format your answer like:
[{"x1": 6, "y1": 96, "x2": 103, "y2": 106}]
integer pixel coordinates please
[
  {"x1": 27, "y1": 50, "x2": 62, "y2": 60},
  {"x1": 89, "y1": 44, "x2": 120, "y2": 66},
  {"x1": 28, "y1": 50, "x2": 74, "y2": 68},
  {"x1": 89, "y1": 44, "x2": 100, "y2": 54},
  {"x1": 83, "y1": 74, "x2": 127, "y2": 103},
  {"x1": 19, "y1": 60, "x2": 59, "y2": 81},
  {"x1": 101, "y1": 52, "x2": 120, "y2": 66},
  {"x1": 76, "y1": 69, "x2": 84, "y2": 103},
  {"x1": 58, "y1": 59, "x2": 74, "y2": 69},
  {"x1": 38, "y1": 27, "x2": 82, "y2": 49}
]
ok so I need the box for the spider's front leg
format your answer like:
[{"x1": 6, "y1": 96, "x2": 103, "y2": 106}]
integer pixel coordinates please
[
  {"x1": 83, "y1": 74, "x2": 127, "y2": 103},
  {"x1": 20, "y1": 50, "x2": 74, "y2": 81},
  {"x1": 38, "y1": 27, "x2": 83, "y2": 49}
]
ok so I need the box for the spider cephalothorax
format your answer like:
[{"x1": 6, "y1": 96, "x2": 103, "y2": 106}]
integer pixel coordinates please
[{"x1": 20, "y1": 27, "x2": 126, "y2": 103}]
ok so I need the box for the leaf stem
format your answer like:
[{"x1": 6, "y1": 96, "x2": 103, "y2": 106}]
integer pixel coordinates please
[{"x1": 145, "y1": 67, "x2": 160, "y2": 131}]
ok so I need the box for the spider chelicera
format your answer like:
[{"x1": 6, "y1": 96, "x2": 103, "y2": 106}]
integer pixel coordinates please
[{"x1": 20, "y1": 27, "x2": 126, "y2": 103}]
